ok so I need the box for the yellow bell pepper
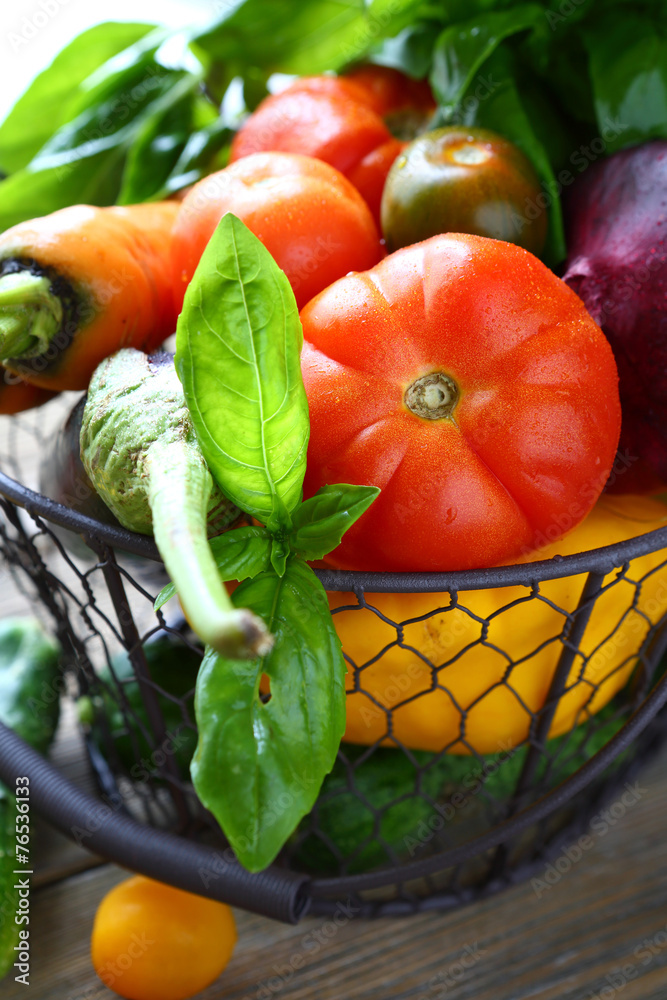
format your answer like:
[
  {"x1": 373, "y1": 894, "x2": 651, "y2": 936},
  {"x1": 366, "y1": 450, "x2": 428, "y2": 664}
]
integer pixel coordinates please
[{"x1": 330, "y1": 494, "x2": 667, "y2": 755}]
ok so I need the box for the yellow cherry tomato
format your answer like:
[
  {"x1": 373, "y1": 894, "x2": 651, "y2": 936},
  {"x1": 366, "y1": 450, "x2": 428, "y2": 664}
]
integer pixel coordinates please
[
  {"x1": 91, "y1": 875, "x2": 237, "y2": 1000},
  {"x1": 332, "y1": 495, "x2": 667, "y2": 755}
]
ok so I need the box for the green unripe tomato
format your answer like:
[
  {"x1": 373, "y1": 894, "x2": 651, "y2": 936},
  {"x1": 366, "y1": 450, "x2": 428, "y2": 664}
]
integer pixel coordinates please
[{"x1": 381, "y1": 126, "x2": 548, "y2": 256}]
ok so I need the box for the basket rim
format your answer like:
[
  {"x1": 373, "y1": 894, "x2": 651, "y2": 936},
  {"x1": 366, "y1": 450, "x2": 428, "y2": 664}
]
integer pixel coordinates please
[{"x1": 2, "y1": 465, "x2": 667, "y2": 591}]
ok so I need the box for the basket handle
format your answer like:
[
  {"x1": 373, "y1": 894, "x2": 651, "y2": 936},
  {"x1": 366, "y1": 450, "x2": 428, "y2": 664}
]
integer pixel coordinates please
[{"x1": 0, "y1": 721, "x2": 311, "y2": 924}]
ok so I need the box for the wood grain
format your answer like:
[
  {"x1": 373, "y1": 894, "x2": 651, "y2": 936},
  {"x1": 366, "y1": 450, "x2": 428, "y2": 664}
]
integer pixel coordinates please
[{"x1": 2, "y1": 747, "x2": 667, "y2": 1000}]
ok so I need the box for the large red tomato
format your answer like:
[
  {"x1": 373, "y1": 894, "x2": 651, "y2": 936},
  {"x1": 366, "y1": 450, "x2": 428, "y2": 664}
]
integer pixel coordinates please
[
  {"x1": 171, "y1": 152, "x2": 382, "y2": 312},
  {"x1": 300, "y1": 234, "x2": 622, "y2": 572}
]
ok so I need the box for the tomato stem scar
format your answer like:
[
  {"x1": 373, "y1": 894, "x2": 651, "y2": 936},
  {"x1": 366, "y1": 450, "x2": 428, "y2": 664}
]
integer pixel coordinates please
[{"x1": 404, "y1": 371, "x2": 459, "y2": 420}]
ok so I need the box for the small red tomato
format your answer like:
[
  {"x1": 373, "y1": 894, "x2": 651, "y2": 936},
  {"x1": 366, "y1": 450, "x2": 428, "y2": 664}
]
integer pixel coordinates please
[
  {"x1": 230, "y1": 68, "x2": 434, "y2": 227},
  {"x1": 230, "y1": 77, "x2": 391, "y2": 175},
  {"x1": 346, "y1": 138, "x2": 406, "y2": 232},
  {"x1": 343, "y1": 65, "x2": 435, "y2": 129},
  {"x1": 300, "y1": 234, "x2": 621, "y2": 572},
  {"x1": 381, "y1": 127, "x2": 548, "y2": 256},
  {"x1": 171, "y1": 152, "x2": 382, "y2": 312}
]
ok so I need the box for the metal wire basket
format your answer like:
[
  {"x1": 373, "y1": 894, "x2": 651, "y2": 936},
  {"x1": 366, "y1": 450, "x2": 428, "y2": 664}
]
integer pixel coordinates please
[{"x1": 1, "y1": 394, "x2": 667, "y2": 923}]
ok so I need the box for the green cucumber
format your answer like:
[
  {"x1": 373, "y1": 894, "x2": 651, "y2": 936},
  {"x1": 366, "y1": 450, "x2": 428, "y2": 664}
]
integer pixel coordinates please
[
  {"x1": 294, "y1": 709, "x2": 626, "y2": 874},
  {"x1": 79, "y1": 632, "x2": 202, "y2": 779}
]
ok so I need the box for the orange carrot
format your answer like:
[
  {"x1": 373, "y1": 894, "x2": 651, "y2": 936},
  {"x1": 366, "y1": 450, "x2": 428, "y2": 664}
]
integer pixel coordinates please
[{"x1": 0, "y1": 202, "x2": 179, "y2": 391}]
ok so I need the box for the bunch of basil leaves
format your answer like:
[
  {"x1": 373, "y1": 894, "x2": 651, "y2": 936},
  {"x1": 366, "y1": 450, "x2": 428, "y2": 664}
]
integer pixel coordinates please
[
  {"x1": 156, "y1": 213, "x2": 377, "y2": 871},
  {"x1": 1, "y1": 0, "x2": 666, "y2": 263}
]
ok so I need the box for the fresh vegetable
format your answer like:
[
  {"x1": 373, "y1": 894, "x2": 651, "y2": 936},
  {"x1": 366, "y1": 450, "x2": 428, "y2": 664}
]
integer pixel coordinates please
[
  {"x1": 91, "y1": 875, "x2": 237, "y2": 1000},
  {"x1": 334, "y1": 495, "x2": 667, "y2": 755},
  {"x1": 1, "y1": 1, "x2": 665, "y2": 262},
  {"x1": 295, "y1": 745, "x2": 458, "y2": 874},
  {"x1": 229, "y1": 68, "x2": 434, "y2": 225},
  {"x1": 562, "y1": 141, "x2": 667, "y2": 494},
  {"x1": 0, "y1": 24, "x2": 233, "y2": 233},
  {"x1": 301, "y1": 232, "x2": 621, "y2": 572},
  {"x1": 171, "y1": 152, "x2": 382, "y2": 313},
  {"x1": 0, "y1": 367, "x2": 56, "y2": 415},
  {"x1": 173, "y1": 213, "x2": 379, "y2": 871},
  {"x1": 40, "y1": 395, "x2": 122, "y2": 531},
  {"x1": 79, "y1": 632, "x2": 201, "y2": 778},
  {"x1": 0, "y1": 618, "x2": 62, "y2": 753},
  {"x1": 296, "y1": 710, "x2": 625, "y2": 873},
  {"x1": 344, "y1": 65, "x2": 435, "y2": 131},
  {"x1": 79, "y1": 349, "x2": 266, "y2": 660},
  {"x1": 0, "y1": 619, "x2": 62, "y2": 982},
  {"x1": 0, "y1": 202, "x2": 179, "y2": 390},
  {"x1": 381, "y1": 126, "x2": 547, "y2": 255},
  {"x1": 0, "y1": 0, "x2": 664, "y2": 887}
]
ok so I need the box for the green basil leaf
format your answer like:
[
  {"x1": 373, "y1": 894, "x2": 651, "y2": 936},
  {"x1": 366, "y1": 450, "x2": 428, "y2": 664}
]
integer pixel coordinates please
[
  {"x1": 191, "y1": 556, "x2": 346, "y2": 871},
  {"x1": 208, "y1": 526, "x2": 272, "y2": 582},
  {"x1": 290, "y1": 484, "x2": 380, "y2": 561},
  {"x1": 154, "y1": 526, "x2": 272, "y2": 610},
  {"x1": 269, "y1": 537, "x2": 289, "y2": 577},
  {"x1": 0, "y1": 22, "x2": 155, "y2": 175},
  {"x1": 582, "y1": 12, "x2": 667, "y2": 152},
  {"x1": 430, "y1": 5, "x2": 544, "y2": 118},
  {"x1": 175, "y1": 213, "x2": 310, "y2": 531},
  {"x1": 32, "y1": 44, "x2": 201, "y2": 170},
  {"x1": 531, "y1": 34, "x2": 597, "y2": 128},
  {"x1": 193, "y1": 0, "x2": 424, "y2": 86}
]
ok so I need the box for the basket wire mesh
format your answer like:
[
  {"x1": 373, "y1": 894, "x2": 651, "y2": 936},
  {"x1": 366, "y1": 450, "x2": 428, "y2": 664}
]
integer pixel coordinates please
[{"x1": 1, "y1": 394, "x2": 667, "y2": 920}]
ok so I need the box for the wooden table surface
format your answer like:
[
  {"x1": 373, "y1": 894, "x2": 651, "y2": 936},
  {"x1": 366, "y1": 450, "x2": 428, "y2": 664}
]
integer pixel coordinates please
[
  {"x1": 2, "y1": 741, "x2": 667, "y2": 1000},
  {"x1": 2, "y1": 409, "x2": 667, "y2": 1000}
]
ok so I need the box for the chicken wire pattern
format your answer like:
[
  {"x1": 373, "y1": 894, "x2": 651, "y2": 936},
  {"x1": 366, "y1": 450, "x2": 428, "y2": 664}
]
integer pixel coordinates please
[{"x1": 2, "y1": 395, "x2": 667, "y2": 917}]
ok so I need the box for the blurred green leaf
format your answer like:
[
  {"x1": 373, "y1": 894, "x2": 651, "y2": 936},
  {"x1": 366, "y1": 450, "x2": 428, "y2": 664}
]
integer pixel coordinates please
[
  {"x1": 430, "y1": 5, "x2": 544, "y2": 117},
  {"x1": 194, "y1": 0, "x2": 425, "y2": 90},
  {"x1": 368, "y1": 22, "x2": 440, "y2": 78},
  {"x1": 582, "y1": 12, "x2": 667, "y2": 152},
  {"x1": 0, "y1": 31, "x2": 204, "y2": 232},
  {"x1": 435, "y1": 45, "x2": 566, "y2": 264},
  {"x1": 117, "y1": 90, "x2": 196, "y2": 204},
  {"x1": 0, "y1": 150, "x2": 127, "y2": 234},
  {"x1": 157, "y1": 116, "x2": 233, "y2": 198},
  {"x1": 0, "y1": 22, "x2": 155, "y2": 174}
]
